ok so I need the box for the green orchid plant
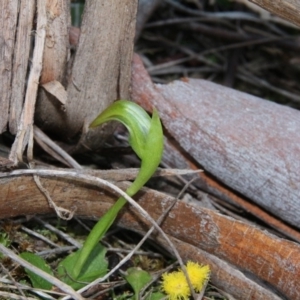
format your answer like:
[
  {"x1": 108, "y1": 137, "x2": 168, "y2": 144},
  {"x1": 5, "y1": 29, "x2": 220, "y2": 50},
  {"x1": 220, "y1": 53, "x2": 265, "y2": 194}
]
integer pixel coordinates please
[
  {"x1": 54, "y1": 100, "x2": 164, "y2": 288},
  {"x1": 21, "y1": 100, "x2": 164, "y2": 290}
]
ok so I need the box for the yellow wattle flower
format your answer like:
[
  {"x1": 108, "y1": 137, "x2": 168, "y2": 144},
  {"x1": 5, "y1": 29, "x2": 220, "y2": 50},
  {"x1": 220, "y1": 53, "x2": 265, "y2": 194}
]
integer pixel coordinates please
[
  {"x1": 185, "y1": 261, "x2": 210, "y2": 292},
  {"x1": 161, "y1": 261, "x2": 211, "y2": 299},
  {"x1": 161, "y1": 271, "x2": 191, "y2": 300}
]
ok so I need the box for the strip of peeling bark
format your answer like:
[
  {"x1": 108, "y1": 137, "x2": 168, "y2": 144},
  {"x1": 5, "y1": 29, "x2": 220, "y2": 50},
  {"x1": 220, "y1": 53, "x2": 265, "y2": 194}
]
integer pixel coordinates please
[
  {"x1": 0, "y1": 1, "x2": 19, "y2": 133},
  {"x1": 9, "y1": 0, "x2": 35, "y2": 134},
  {"x1": 9, "y1": 0, "x2": 47, "y2": 164}
]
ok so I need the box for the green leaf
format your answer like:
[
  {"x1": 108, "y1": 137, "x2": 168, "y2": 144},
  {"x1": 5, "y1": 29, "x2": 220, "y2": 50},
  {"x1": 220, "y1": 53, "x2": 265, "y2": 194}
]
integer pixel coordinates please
[
  {"x1": 0, "y1": 232, "x2": 10, "y2": 259},
  {"x1": 20, "y1": 252, "x2": 53, "y2": 290},
  {"x1": 57, "y1": 243, "x2": 108, "y2": 290},
  {"x1": 125, "y1": 267, "x2": 152, "y2": 298}
]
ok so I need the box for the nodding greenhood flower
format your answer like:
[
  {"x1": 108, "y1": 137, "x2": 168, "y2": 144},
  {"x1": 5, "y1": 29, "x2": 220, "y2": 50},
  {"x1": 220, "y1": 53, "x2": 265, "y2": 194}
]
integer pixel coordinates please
[
  {"x1": 68, "y1": 100, "x2": 164, "y2": 281},
  {"x1": 161, "y1": 261, "x2": 210, "y2": 300},
  {"x1": 90, "y1": 100, "x2": 152, "y2": 160},
  {"x1": 90, "y1": 100, "x2": 164, "y2": 195}
]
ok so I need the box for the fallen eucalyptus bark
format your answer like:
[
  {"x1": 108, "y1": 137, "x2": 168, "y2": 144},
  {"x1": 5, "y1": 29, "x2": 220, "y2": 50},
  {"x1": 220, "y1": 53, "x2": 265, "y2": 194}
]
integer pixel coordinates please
[
  {"x1": 131, "y1": 54, "x2": 300, "y2": 230},
  {"x1": 0, "y1": 170, "x2": 298, "y2": 299}
]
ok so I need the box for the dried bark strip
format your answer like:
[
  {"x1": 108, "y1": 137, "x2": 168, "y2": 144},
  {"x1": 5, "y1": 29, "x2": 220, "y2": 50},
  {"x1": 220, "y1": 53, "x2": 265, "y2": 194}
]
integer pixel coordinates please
[
  {"x1": 0, "y1": 172, "x2": 298, "y2": 299},
  {"x1": 9, "y1": 0, "x2": 47, "y2": 164},
  {"x1": 0, "y1": 1, "x2": 19, "y2": 133},
  {"x1": 40, "y1": 0, "x2": 70, "y2": 86},
  {"x1": 250, "y1": 0, "x2": 300, "y2": 27},
  {"x1": 34, "y1": 0, "x2": 70, "y2": 137},
  {"x1": 9, "y1": 0, "x2": 35, "y2": 134}
]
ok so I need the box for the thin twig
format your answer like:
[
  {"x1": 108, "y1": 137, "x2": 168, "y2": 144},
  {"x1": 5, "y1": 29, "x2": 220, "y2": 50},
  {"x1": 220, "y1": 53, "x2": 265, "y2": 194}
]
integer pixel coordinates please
[
  {"x1": 37, "y1": 246, "x2": 77, "y2": 257},
  {"x1": 238, "y1": 69, "x2": 300, "y2": 102},
  {"x1": 20, "y1": 226, "x2": 59, "y2": 248},
  {"x1": 72, "y1": 173, "x2": 200, "y2": 299},
  {"x1": 85, "y1": 280, "x2": 127, "y2": 299},
  {"x1": 0, "y1": 277, "x2": 67, "y2": 298},
  {"x1": 0, "y1": 264, "x2": 27, "y2": 298},
  {"x1": 0, "y1": 291, "x2": 35, "y2": 300},
  {"x1": 183, "y1": 22, "x2": 300, "y2": 52},
  {"x1": 33, "y1": 175, "x2": 76, "y2": 220},
  {"x1": 33, "y1": 217, "x2": 82, "y2": 248},
  {"x1": 33, "y1": 126, "x2": 82, "y2": 169},
  {"x1": 74, "y1": 217, "x2": 93, "y2": 232},
  {"x1": 147, "y1": 56, "x2": 194, "y2": 72},
  {"x1": 143, "y1": 34, "x2": 222, "y2": 69},
  {"x1": 104, "y1": 247, "x2": 163, "y2": 257},
  {"x1": 164, "y1": 0, "x2": 259, "y2": 21}
]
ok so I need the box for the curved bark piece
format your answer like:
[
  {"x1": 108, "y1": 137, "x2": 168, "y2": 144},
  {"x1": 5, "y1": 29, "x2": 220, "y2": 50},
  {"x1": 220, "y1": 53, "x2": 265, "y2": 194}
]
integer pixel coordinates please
[
  {"x1": 0, "y1": 171, "x2": 299, "y2": 299},
  {"x1": 131, "y1": 54, "x2": 300, "y2": 230}
]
